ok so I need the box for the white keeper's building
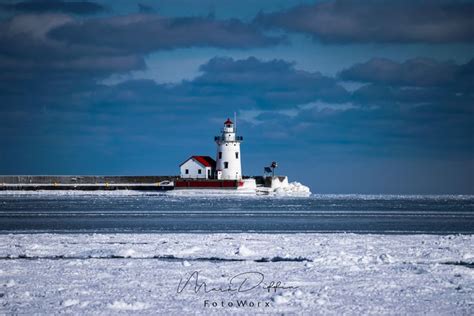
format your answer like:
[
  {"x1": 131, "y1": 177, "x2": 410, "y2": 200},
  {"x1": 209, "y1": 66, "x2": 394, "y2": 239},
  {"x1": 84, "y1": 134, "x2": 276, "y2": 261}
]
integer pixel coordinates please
[{"x1": 179, "y1": 156, "x2": 215, "y2": 179}]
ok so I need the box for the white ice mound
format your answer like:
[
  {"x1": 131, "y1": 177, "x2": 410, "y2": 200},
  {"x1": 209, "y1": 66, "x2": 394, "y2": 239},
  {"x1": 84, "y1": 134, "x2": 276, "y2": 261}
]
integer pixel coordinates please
[
  {"x1": 274, "y1": 181, "x2": 311, "y2": 196},
  {"x1": 236, "y1": 244, "x2": 255, "y2": 256}
]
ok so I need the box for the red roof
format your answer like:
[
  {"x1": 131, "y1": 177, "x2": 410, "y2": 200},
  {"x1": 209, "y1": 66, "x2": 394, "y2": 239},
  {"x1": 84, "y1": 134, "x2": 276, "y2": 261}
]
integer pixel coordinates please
[
  {"x1": 224, "y1": 118, "x2": 233, "y2": 125},
  {"x1": 180, "y1": 156, "x2": 216, "y2": 168}
]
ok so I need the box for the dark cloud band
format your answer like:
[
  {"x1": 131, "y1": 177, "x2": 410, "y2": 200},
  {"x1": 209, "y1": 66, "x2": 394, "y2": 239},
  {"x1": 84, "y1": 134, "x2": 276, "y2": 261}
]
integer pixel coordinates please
[
  {"x1": 256, "y1": 0, "x2": 474, "y2": 43},
  {"x1": 0, "y1": 0, "x2": 106, "y2": 15},
  {"x1": 339, "y1": 57, "x2": 474, "y2": 88},
  {"x1": 49, "y1": 14, "x2": 283, "y2": 53}
]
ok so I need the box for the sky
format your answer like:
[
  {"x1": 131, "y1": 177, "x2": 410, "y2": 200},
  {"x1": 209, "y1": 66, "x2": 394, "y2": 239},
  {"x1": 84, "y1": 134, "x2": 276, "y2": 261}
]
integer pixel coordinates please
[{"x1": 0, "y1": 0, "x2": 473, "y2": 194}]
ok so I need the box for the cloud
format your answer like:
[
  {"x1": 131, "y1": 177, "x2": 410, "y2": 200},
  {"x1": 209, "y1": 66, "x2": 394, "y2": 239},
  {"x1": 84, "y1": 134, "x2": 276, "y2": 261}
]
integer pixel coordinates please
[
  {"x1": 256, "y1": 0, "x2": 474, "y2": 43},
  {"x1": 0, "y1": 13, "x2": 283, "y2": 106},
  {"x1": 0, "y1": 14, "x2": 120, "y2": 61},
  {"x1": 83, "y1": 57, "x2": 350, "y2": 111},
  {"x1": 1, "y1": 12, "x2": 281, "y2": 64},
  {"x1": 339, "y1": 57, "x2": 473, "y2": 87},
  {"x1": 1, "y1": 0, "x2": 106, "y2": 15},
  {"x1": 292, "y1": 102, "x2": 473, "y2": 154},
  {"x1": 194, "y1": 56, "x2": 349, "y2": 105},
  {"x1": 49, "y1": 14, "x2": 283, "y2": 54},
  {"x1": 340, "y1": 58, "x2": 474, "y2": 106},
  {"x1": 138, "y1": 3, "x2": 154, "y2": 14},
  {"x1": 62, "y1": 56, "x2": 473, "y2": 158},
  {"x1": 0, "y1": 14, "x2": 146, "y2": 102}
]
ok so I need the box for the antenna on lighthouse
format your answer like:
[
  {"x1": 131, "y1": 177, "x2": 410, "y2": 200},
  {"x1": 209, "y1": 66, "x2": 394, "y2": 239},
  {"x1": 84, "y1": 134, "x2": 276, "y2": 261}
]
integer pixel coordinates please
[{"x1": 234, "y1": 112, "x2": 237, "y2": 131}]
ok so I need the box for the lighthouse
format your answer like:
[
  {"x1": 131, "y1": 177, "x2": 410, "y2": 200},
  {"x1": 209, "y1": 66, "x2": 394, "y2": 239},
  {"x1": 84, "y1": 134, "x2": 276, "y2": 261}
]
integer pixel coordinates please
[{"x1": 214, "y1": 118, "x2": 242, "y2": 180}]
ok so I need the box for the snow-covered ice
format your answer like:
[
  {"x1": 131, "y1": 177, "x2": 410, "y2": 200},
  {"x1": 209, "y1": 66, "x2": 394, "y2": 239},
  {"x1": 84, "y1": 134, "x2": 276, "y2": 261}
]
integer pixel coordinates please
[{"x1": 0, "y1": 233, "x2": 472, "y2": 314}]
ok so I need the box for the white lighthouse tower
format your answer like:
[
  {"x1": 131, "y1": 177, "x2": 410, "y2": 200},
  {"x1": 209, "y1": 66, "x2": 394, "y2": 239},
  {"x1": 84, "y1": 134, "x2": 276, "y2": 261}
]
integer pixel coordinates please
[{"x1": 215, "y1": 118, "x2": 242, "y2": 180}]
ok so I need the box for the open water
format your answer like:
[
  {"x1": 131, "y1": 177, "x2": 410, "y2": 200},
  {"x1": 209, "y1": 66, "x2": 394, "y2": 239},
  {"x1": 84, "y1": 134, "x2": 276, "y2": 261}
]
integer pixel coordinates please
[{"x1": 0, "y1": 191, "x2": 472, "y2": 234}]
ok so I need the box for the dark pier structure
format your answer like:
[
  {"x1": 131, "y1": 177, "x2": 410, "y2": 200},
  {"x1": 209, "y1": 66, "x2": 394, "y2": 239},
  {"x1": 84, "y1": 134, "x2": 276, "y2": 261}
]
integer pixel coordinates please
[
  {"x1": 0, "y1": 175, "x2": 177, "y2": 191},
  {"x1": 0, "y1": 175, "x2": 267, "y2": 191}
]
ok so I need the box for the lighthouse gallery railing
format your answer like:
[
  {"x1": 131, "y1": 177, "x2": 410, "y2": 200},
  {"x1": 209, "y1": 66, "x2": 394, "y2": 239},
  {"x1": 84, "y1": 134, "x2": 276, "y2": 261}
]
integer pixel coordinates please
[{"x1": 214, "y1": 136, "x2": 243, "y2": 141}]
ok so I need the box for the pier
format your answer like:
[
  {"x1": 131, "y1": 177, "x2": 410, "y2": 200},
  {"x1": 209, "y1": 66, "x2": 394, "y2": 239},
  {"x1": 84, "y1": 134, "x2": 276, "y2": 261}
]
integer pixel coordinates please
[
  {"x1": 0, "y1": 175, "x2": 266, "y2": 191},
  {"x1": 0, "y1": 176, "x2": 177, "y2": 191}
]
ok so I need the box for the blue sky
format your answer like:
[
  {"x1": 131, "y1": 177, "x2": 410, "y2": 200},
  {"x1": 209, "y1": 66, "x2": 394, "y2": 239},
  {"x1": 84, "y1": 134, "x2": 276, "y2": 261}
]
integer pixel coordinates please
[{"x1": 0, "y1": 0, "x2": 473, "y2": 193}]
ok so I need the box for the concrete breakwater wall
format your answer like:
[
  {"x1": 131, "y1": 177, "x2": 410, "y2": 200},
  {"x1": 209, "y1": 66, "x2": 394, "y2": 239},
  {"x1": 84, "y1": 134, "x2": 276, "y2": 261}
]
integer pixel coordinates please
[
  {"x1": 0, "y1": 175, "x2": 177, "y2": 184},
  {"x1": 0, "y1": 175, "x2": 266, "y2": 184},
  {"x1": 0, "y1": 176, "x2": 178, "y2": 191},
  {"x1": 0, "y1": 175, "x2": 266, "y2": 191}
]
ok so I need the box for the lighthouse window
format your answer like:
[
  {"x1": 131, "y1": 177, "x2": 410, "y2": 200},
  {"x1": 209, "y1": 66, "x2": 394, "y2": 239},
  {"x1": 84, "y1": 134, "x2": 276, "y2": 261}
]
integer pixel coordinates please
[
  {"x1": 185, "y1": 169, "x2": 189, "y2": 174},
  {"x1": 198, "y1": 169, "x2": 202, "y2": 174},
  {"x1": 235, "y1": 152, "x2": 239, "y2": 159},
  {"x1": 219, "y1": 152, "x2": 222, "y2": 159},
  {"x1": 224, "y1": 162, "x2": 229, "y2": 169}
]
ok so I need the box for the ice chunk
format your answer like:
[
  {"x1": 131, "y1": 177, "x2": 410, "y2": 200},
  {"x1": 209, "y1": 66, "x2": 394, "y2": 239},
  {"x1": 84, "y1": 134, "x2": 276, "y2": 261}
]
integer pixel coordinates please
[
  {"x1": 236, "y1": 245, "x2": 254, "y2": 256},
  {"x1": 5, "y1": 279, "x2": 16, "y2": 287},
  {"x1": 182, "y1": 260, "x2": 191, "y2": 267},
  {"x1": 108, "y1": 301, "x2": 150, "y2": 311},
  {"x1": 378, "y1": 253, "x2": 393, "y2": 264},
  {"x1": 62, "y1": 299, "x2": 79, "y2": 307},
  {"x1": 117, "y1": 249, "x2": 138, "y2": 258},
  {"x1": 274, "y1": 181, "x2": 311, "y2": 196},
  {"x1": 180, "y1": 246, "x2": 201, "y2": 255},
  {"x1": 273, "y1": 295, "x2": 290, "y2": 305}
]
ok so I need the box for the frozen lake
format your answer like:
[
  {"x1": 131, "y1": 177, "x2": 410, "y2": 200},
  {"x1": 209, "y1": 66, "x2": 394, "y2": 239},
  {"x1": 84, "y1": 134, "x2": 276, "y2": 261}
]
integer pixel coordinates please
[
  {"x1": 1, "y1": 193, "x2": 473, "y2": 314},
  {"x1": 0, "y1": 233, "x2": 472, "y2": 314},
  {"x1": 0, "y1": 192, "x2": 473, "y2": 233}
]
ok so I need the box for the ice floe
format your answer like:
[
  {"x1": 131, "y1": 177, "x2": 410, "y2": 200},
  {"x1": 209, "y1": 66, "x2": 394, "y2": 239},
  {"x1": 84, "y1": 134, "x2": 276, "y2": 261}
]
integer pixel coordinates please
[{"x1": 0, "y1": 233, "x2": 472, "y2": 314}]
